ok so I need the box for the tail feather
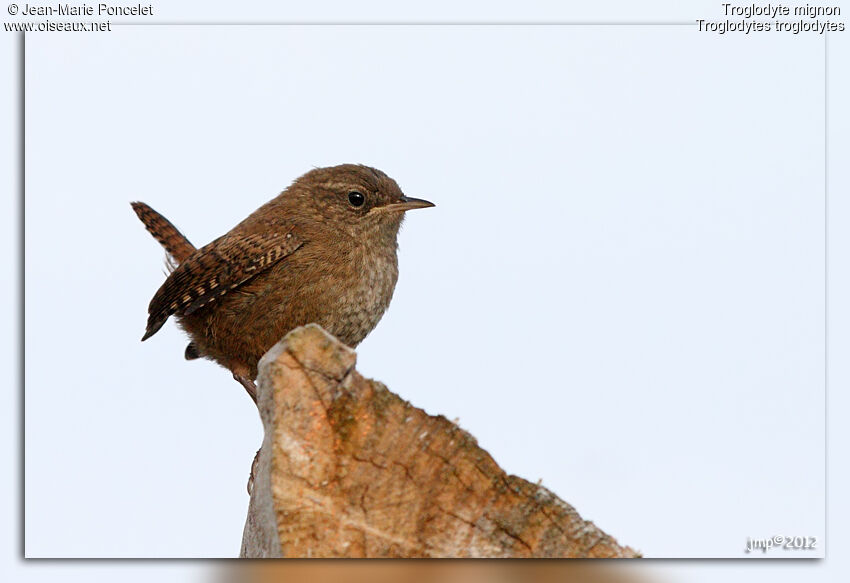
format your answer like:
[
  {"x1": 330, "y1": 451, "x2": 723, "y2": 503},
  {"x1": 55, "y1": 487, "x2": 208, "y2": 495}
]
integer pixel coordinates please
[
  {"x1": 131, "y1": 201, "x2": 197, "y2": 263},
  {"x1": 184, "y1": 342, "x2": 202, "y2": 360},
  {"x1": 133, "y1": 201, "x2": 197, "y2": 341}
]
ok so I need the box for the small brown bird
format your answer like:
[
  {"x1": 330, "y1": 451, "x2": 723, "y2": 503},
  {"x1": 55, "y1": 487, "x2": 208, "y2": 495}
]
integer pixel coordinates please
[{"x1": 132, "y1": 164, "x2": 434, "y2": 402}]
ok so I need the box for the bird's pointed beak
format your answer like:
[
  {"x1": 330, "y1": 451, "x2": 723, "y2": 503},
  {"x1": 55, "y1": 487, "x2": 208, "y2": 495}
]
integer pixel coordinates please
[
  {"x1": 394, "y1": 196, "x2": 436, "y2": 211},
  {"x1": 371, "y1": 196, "x2": 435, "y2": 215}
]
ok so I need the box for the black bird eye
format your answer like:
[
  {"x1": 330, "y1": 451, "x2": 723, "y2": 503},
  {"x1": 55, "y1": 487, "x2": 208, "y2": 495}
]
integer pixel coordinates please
[{"x1": 348, "y1": 191, "x2": 365, "y2": 207}]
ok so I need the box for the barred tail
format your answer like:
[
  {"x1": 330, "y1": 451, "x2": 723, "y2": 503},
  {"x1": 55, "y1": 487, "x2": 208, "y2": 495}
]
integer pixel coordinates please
[
  {"x1": 131, "y1": 201, "x2": 196, "y2": 263},
  {"x1": 133, "y1": 201, "x2": 197, "y2": 341}
]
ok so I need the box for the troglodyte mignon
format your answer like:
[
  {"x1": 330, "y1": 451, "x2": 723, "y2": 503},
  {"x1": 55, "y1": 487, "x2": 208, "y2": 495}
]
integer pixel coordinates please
[{"x1": 132, "y1": 164, "x2": 434, "y2": 402}]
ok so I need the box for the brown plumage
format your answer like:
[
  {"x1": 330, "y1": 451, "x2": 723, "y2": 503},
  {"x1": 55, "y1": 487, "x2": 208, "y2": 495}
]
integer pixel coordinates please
[
  {"x1": 131, "y1": 201, "x2": 196, "y2": 264},
  {"x1": 132, "y1": 164, "x2": 434, "y2": 401}
]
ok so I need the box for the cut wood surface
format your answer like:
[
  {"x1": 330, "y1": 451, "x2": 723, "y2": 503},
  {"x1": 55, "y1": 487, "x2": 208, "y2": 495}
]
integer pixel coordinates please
[{"x1": 240, "y1": 324, "x2": 638, "y2": 558}]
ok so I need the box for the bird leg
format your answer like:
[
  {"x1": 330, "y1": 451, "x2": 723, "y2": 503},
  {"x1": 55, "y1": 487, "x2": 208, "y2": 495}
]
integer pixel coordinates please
[
  {"x1": 229, "y1": 363, "x2": 260, "y2": 492},
  {"x1": 232, "y1": 372, "x2": 258, "y2": 403},
  {"x1": 231, "y1": 366, "x2": 260, "y2": 493}
]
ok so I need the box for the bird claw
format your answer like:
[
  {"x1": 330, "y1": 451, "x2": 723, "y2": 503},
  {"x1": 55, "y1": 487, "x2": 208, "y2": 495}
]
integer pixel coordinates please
[{"x1": 247, "y1": 447, "x2": 260, "y2": 495}]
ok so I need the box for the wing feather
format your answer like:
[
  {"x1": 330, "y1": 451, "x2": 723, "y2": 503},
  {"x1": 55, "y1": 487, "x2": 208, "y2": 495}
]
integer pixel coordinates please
[{"x1": 141, "y1": 228, "x2": 303, "y2": 340}]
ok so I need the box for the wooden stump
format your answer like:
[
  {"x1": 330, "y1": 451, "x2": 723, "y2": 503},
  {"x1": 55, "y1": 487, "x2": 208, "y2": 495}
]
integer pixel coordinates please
[{"x1": 240, "y1": 324, "x2": 638, "y2": 558}]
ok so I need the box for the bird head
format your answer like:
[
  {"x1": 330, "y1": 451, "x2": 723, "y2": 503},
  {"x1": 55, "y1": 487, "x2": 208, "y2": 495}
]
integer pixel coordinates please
[{"x1": 288, "y1": 164, "x2": 434, "y2": 244}]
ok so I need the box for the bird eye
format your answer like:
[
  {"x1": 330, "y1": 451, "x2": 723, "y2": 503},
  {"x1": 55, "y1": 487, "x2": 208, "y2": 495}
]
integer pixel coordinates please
[{"x1": 348, "y1": 191, "x2": 365, "y2": 207}]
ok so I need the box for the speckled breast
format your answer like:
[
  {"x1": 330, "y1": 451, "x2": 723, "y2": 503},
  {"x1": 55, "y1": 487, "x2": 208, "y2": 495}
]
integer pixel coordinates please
[{"x1": 325, "y1": 247, "x2": 399, "y2": 347}]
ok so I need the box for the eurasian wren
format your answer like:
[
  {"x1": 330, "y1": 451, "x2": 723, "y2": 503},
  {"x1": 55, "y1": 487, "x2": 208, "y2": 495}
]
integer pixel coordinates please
[{"x1": 132, "y1": 164, "x2": 434, "y2": 401}]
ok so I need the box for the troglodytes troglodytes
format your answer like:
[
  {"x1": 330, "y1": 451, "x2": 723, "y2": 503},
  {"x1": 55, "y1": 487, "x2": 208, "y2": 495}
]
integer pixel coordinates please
[{"x1": 132, "y1": 164, "x2": 434, "y2": 402}]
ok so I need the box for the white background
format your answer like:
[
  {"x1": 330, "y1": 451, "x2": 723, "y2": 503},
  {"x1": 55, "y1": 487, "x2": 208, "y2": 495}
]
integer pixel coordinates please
[{"x1": 4, "y1": 0, "x2": 849, "y2": 580}]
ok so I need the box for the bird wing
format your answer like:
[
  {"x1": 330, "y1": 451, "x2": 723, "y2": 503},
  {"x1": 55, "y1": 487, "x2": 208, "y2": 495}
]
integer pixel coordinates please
[{"x1": 142, "y1": 228, "x2": 304, "y2": 340}]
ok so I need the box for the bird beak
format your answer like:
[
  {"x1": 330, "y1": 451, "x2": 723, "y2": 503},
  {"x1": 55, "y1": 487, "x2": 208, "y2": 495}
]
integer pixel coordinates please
[
  {"x1": 370, "y1": 196, "x2": 435, "y2": 215},
  {"x1": 390, "y1": 196, "x2": 436, "y2": 212}
]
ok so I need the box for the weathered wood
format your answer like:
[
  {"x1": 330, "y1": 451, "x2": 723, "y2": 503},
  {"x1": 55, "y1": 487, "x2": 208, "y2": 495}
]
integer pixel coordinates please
[{"x1": 240, "y1": 324, "x2": 638, "y2": 558}]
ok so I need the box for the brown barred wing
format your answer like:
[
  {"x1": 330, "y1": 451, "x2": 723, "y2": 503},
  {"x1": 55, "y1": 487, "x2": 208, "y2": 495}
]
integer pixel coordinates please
[{"x1": 141, "y1": 229, "x2": 304, "y2": 341}]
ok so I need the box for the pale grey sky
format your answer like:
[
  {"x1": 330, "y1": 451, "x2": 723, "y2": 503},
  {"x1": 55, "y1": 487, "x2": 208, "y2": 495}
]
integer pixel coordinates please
[{"x1": 5, "y1": 0, "x2": 850, "y2": 581}]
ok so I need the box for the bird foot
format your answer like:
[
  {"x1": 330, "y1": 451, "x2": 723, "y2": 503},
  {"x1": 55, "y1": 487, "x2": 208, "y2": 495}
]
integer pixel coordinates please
[{"x1": 247, "y1": 447, "x2": 260, "y2": 495}]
